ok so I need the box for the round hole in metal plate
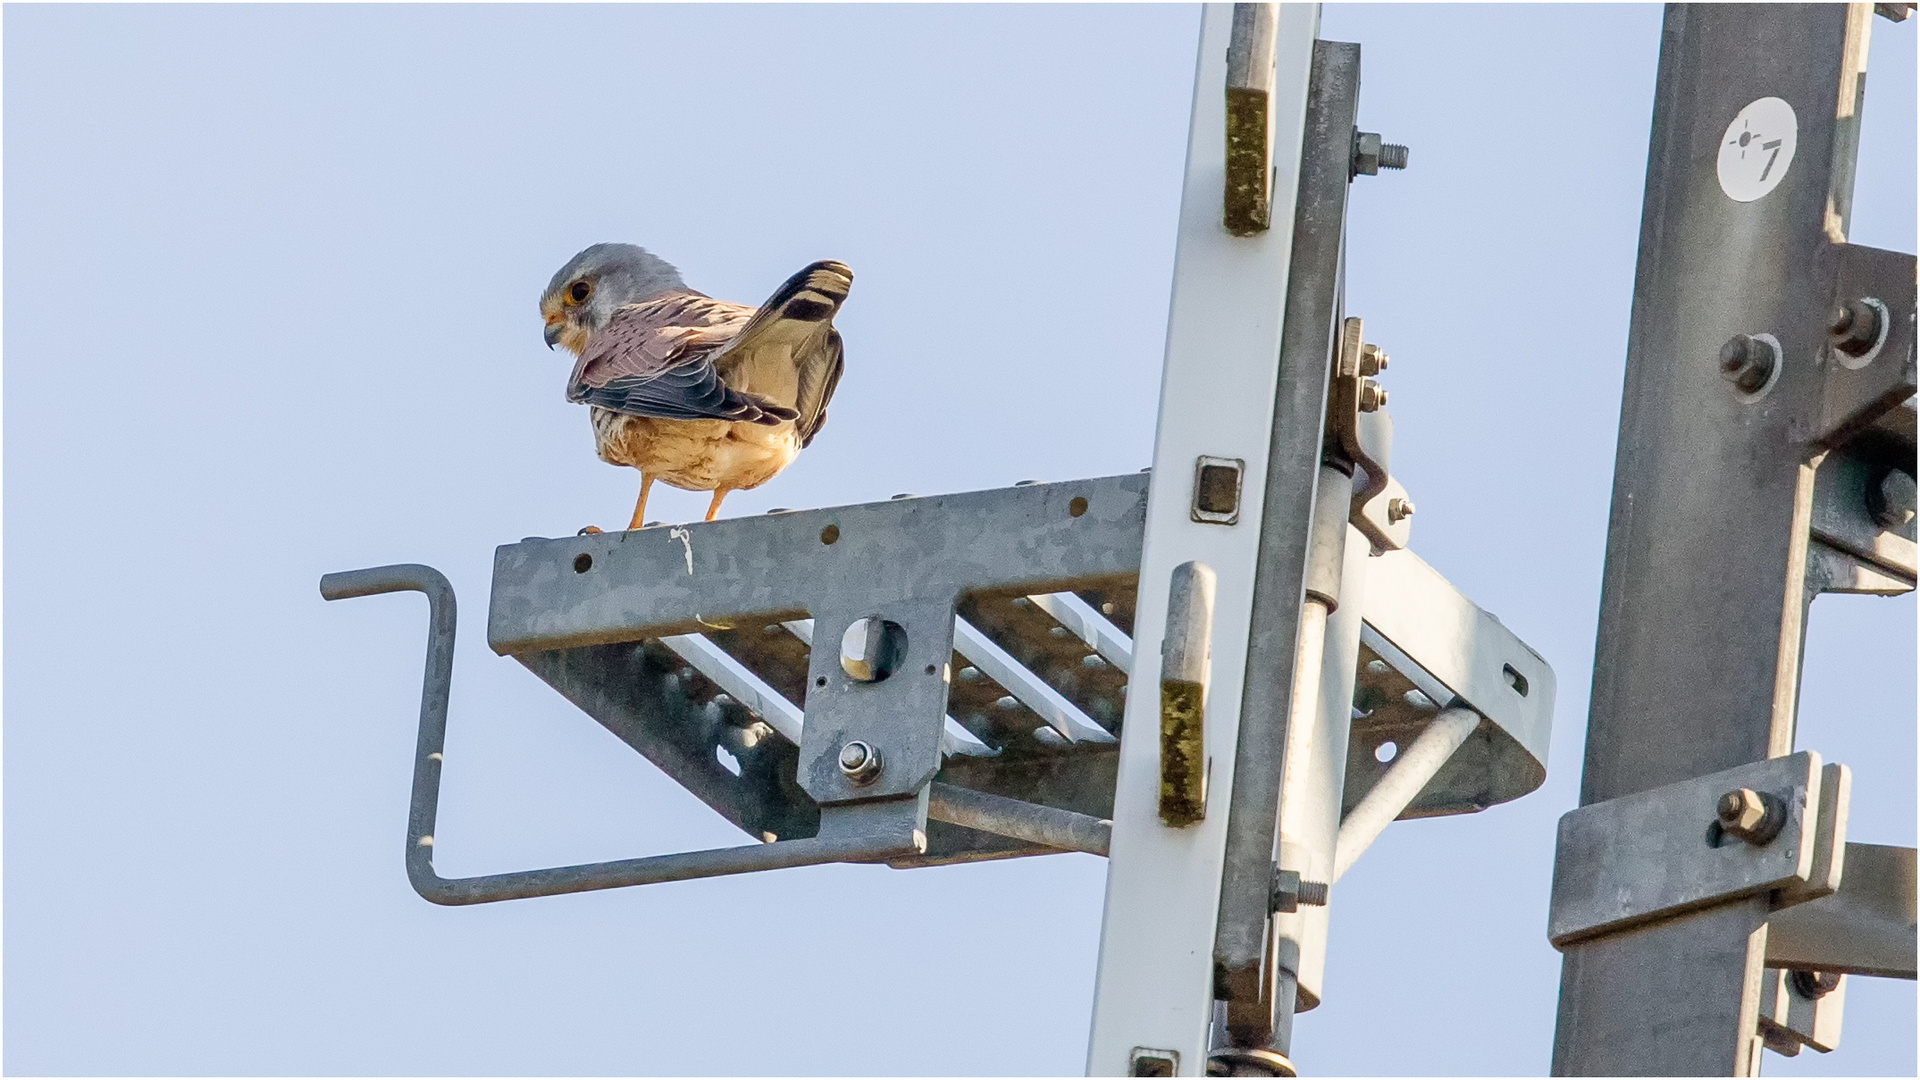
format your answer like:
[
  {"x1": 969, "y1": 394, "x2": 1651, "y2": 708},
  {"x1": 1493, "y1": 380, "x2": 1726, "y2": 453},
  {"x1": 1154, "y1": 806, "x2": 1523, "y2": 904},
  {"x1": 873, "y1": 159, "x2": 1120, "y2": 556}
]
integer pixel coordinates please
[
  {"x1": 573, "y1": 553, "x2": 593, "y2": 573},
  {"x1": 1069, "y1": 495, "x2": 1089, "y2": 518},
  {"x1": 1375, "y1": 741, "x2": 1398, "y2": 763},
  {"x1": 820, "y1": 524, "x2": 840, "y2": 545}
]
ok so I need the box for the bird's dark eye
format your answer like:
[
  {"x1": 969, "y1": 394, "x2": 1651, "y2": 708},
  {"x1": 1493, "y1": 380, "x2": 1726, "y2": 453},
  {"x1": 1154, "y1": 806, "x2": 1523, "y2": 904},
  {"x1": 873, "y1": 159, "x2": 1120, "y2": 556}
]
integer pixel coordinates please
[{"x1": 569, "y1": 281, "x2": 591, "y2": 303}]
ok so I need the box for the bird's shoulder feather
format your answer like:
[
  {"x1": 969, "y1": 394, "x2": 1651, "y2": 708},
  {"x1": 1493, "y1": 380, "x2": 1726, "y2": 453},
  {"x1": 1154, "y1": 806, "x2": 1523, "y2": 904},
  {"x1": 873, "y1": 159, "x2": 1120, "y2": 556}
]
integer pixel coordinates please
[{"x1": 566, "y1": 292, "x2": 794, "y2": 424}]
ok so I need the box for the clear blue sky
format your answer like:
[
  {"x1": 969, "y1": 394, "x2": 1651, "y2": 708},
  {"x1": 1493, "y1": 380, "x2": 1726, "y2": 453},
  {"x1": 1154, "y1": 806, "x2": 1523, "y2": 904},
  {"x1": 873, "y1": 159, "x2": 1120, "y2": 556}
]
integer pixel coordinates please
[{"x1": 5, "y1": 4, "x2": 1913, "y2": 1075}]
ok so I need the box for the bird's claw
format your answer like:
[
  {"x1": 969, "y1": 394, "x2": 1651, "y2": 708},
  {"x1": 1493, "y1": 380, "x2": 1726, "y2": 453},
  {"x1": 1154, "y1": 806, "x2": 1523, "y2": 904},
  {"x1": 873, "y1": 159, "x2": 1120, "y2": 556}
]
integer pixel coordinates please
[{"x1": 578, "y1": 525, "x2": 604, "y2": 536}]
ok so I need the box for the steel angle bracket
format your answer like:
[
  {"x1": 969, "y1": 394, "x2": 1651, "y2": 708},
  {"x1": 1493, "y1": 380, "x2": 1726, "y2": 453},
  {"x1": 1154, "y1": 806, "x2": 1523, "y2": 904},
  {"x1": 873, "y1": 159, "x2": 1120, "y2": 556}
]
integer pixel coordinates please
[
  {"x1": 1548, "y1": 752, "x2": 1850, "y2": 949},
  {"x1": 1766, "y1": 841, "x2": 1918, "y2": 980},
  {"x1": 1344, "y1": 548, "x2": 1555, "y2": 821},
  {"x1": 1815, "y1": 242, "x2": 1916, "y2": 451}
]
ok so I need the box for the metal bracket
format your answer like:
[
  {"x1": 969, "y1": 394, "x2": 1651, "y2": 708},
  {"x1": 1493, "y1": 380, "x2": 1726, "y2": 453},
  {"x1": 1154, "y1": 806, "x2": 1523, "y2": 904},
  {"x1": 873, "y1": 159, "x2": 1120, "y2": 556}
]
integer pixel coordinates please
[
  {"x1": 1816, "y1": 243, "x2": 1916, "y2": 450},
  {"x1": 318, "y1": 565, "x2": 927, "y2": 906},
  {"x1": 1766, "y1": 842, "x2": 1917, "y2": 979},
  {"x1": 1548, "y1": 752, "x2": 1849, "y2": 948},
  {"x1": 1758, "y1": 967, "x2": 1847, "y2": 1056}
]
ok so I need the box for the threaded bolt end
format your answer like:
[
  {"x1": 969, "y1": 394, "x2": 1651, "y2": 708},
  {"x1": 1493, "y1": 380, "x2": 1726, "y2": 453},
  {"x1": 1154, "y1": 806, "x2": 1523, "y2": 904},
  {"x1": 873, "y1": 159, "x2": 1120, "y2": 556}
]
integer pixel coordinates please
[
  {"x1": 1378, "y1": 143, "x2": 1409, "y2": 170},
  {"x1": 1297, "y1": 880, "x2": 1329, "y2": 907}
]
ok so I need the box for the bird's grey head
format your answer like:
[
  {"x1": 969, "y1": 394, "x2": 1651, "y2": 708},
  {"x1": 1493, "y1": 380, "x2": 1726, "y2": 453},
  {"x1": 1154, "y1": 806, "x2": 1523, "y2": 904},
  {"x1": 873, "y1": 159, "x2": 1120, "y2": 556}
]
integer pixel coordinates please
[{"x1": 540, "y1": 242, "x2": 687, "y2": 353}]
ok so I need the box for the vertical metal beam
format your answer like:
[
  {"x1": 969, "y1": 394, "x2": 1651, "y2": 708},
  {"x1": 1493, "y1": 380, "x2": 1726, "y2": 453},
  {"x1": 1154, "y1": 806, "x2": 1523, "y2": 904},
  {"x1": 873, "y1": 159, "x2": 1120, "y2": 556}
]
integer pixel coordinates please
[
  {"x1": 1211, "y1": 37, "x2": 1358, "y2": 1063},
  {"x1": 1085, "y1": 5, "x2": 1318, "y2": 1074},
  {"x1": 1552, "y1": 5, "x2": 1876, "y2": 1074}
]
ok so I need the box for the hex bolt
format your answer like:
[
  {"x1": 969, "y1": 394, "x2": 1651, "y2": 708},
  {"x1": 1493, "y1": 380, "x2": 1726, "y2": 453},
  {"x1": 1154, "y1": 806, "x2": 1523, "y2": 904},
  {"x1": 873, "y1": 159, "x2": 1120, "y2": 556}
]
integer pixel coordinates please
[
  {"x1": 1827, "y1": 298, "x2": 1884, "y2": 359},
  {"x1": 1269, "y1": 867, "x2": 1331, "y2": 913},
  {"x1": 1789, "y1": 969, "x2": 1843, "y2": 999},
  {"x1": 837, "y1": 740, "x2": 882, "y2": 784},
  {"x1": 1357, "y1": 379, "x2": 1388, "y2": 412},
  {"x1": 1717, "y1": 334, "x2": 1776, "y2": 394},
  {"x1": 1869, "y1": 468, "x2": 1917, "y2": 530},
  {"x1": 1352, "y1": 131, "x2": 1410, "y2": 177},
  {"x1": 1358, "y1": 342, "x2": 1389, "y2": 376},
  {"x1": 1716, "y1": 787, "x2": 1787, "y2": 845},
  {"x1": 1387, "y1": 496, "x2": 1416, "y2": 523}
]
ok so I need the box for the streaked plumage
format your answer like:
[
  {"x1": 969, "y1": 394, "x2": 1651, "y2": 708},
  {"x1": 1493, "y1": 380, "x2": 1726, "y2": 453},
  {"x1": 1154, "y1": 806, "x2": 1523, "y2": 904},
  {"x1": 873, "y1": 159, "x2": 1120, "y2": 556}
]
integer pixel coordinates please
[{"x1": 539, "y1": 244, "x2": 849, "y2": 528}]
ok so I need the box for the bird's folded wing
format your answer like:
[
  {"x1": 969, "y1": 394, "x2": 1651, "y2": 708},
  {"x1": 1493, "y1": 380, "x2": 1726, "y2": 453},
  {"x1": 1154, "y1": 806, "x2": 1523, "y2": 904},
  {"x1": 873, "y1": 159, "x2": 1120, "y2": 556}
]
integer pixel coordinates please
[
  {"x1": 567, "y1": 294, "x2": 798, "y2": 423},
  {"x1": 795, "y1": 329, "x2": 844, "y2": 448},
  {"x1": 710, "y1": 261, "x2": 853, "y2": 446}
]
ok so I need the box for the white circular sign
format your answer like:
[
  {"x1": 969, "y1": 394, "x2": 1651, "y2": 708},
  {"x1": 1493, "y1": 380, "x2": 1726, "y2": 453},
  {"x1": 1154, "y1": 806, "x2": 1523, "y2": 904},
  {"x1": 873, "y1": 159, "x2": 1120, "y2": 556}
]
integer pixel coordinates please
[{"x1": 1717, "y1": 97, "x2": 1798, "y2": 203}]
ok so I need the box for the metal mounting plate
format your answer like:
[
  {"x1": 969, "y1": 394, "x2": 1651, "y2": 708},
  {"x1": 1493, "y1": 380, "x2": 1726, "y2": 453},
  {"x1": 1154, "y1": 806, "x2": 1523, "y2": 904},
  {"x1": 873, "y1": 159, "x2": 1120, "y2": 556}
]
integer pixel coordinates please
[{"x1": 1550, "y1": 751, "x2": 1835, "y2": 948}]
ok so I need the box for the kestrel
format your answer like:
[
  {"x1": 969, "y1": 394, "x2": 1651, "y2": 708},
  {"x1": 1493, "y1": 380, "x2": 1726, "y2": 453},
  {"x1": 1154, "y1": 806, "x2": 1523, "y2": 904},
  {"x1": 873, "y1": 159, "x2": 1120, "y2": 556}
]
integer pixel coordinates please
[{"x1": 540, "y1": 244, "x2": 849, "y2": 529}]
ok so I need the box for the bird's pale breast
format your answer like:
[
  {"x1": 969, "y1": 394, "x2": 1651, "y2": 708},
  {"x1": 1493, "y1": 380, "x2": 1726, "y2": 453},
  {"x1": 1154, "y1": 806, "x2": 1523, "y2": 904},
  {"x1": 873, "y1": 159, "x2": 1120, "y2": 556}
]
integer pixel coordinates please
[{"x1": 591, "y1": 406, "x2": 801, "y2": 493}]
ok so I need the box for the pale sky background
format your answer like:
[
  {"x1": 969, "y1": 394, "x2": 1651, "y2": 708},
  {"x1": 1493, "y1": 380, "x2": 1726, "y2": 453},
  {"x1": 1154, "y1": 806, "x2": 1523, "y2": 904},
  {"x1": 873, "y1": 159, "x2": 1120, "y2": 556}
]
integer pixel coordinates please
[{"x1": 5, "y1": 4, "x2": 1914, "y2": 1076}]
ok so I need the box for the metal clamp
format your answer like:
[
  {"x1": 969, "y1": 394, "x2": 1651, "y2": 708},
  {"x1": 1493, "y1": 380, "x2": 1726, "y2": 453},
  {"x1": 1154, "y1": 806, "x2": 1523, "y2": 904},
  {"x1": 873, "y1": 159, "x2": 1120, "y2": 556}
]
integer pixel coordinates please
[
  {"x1": 1548, "y1": 751, "x2": 1849, "y2": 948},
  {"x1": 320, "y1": 564, "x2": 926, "y2": 906}
]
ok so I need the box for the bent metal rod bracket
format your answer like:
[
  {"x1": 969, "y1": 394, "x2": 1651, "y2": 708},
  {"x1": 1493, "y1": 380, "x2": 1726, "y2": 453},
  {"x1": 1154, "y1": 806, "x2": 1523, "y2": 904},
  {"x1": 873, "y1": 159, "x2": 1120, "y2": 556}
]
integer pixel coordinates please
[{"x1": 319, "y1": 564, "x2": 931, "y2": 905}]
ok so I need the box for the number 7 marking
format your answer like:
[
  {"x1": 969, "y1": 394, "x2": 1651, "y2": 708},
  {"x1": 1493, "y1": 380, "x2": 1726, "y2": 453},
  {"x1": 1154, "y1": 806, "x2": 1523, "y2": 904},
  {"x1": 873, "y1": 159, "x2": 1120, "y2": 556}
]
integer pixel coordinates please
[{"x1": 1760, "y1": 139, "x2": 1784, "y2": 181}]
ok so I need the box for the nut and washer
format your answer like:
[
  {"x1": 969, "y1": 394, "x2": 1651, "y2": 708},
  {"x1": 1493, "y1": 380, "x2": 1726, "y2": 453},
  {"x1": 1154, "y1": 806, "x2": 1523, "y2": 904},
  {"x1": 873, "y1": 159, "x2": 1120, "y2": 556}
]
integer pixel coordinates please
[
  {"x1": 1357, "y1": 379, "x2": 1388, "y2": 412},
  {"x1": 1788, "y1": 969, "x2": 1843, "y2": 999},
  {"x1": 1352, "y1": 131, "x2": 1410, "y2": 177},
  {"x1": 1717, "y1": 333, "x2": 1778, "y2": 395},
  {"x1": 1716, "y1": 787, "x2": 1787, "y2": 845},
  {"x1": 837, "y1": 740, "x2": 882, "y2": 784},
  {"x1": 1870, "y1": 468, "x2": 1918, "y2": 530},
  {"x1": 1387, "y1": 496, "x2": 1416, "y2": 523},
  {"x1": 1827, "y1": 298, "x2": 1886, "y2": 359},
  {"x1": 1358, "y1": 342, "x2": 1389, "y2": 376}
]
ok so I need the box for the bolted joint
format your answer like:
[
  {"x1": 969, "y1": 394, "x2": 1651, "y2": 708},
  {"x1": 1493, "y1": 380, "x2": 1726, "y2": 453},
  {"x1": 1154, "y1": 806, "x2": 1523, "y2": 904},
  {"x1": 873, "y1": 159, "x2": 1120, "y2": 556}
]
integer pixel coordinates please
[
  {"x1": 1357, "y1": 378, "x2": 1388, "y2": 412},
  {"x1": 1717, "y1": 333, "x2": 1777, "y2": 394},
  {"x1": 837, "y1": 740, "x2": 883, "y2": 785},
  {"x1": 1789, "y1": 969, "x2": 1843, "y2": 1000},
  {"x1": 1827, "y1": 298, "x2": 1886, "y2": 359},
  {"x1": 1868, "y1": 468, "x2": 1917, "y2": 530},
  {"x1": 1269, "y1": 867, "x2": 1330, "y2": 913},
  {"x1": 1386, "y1": 496, "x2": 1416, "y2": 523},
  {"x1": 1358, "y1": 342, "x2": 1389, "y2": 376},
  {"x1": 1716, "y1": 787, "x2": 1787, "y2": 845},
  {"x1": 1351, "y1": 130, "x2": 1409, "y2": 177}
]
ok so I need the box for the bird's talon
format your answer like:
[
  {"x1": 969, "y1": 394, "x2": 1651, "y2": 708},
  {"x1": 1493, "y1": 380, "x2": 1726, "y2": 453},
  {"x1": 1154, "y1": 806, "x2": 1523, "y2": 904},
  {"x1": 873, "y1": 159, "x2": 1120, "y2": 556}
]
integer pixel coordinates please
[{"x1": 578, "y1": 525, "x2": 604, "y2": 536}]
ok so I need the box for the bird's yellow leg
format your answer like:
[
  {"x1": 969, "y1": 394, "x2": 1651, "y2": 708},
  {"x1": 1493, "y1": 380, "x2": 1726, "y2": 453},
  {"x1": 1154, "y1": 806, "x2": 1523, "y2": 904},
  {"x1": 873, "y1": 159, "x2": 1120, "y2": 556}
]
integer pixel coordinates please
[
  {"x1": 705, "y1": 488, "x2": 731, "y2": 522},
  {"x1": 627, "y1": 473, "x2": 655, "y2": 531}
]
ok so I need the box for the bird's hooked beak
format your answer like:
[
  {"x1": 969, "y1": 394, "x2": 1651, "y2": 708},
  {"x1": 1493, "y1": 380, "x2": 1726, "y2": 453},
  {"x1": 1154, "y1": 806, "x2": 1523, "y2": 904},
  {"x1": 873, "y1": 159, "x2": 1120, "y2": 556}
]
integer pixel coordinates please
[{"x1": 544, "y1": 319, "x2": 563, "y2": 350}]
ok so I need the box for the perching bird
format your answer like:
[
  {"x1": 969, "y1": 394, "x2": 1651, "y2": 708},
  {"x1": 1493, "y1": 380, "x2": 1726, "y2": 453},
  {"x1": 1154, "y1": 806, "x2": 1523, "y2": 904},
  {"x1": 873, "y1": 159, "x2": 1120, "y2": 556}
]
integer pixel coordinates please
[{"x1": 539, "y1": 244, "x2": 848, "y2": 529}]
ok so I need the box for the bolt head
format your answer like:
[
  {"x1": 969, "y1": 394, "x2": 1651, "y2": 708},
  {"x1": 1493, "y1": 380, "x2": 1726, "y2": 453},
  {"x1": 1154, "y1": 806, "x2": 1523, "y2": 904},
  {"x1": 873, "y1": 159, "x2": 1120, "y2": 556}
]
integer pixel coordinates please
[
  {"x1": 1718, "y1": 334, "x2": 1775, "y2": 393},
  {"x1": 1828, "y1": 298, "x2": 1883, "y2": 357},
  {"x1": 1358, "y1": 343, "x2": 1389, "y2": 376},
  {"x1": 1872, "y1": 468, "x2": 1918, "y2": 529},
  {"x1": 1352, "y1": 131, "x2": 1383, "y2": 176},
  {"x1": 1789, "y1": 970, "x2": 1843, "y2": 999},
  {"x1": 1718, "y1": 788, "x2": 1764, "y2": 829},
  {"x1": 1715, "y1": 787, "x2": 1786, "y2": 844},
  {"x1": 837, "y1": 740, "x2": 881, "y2": 783}
]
